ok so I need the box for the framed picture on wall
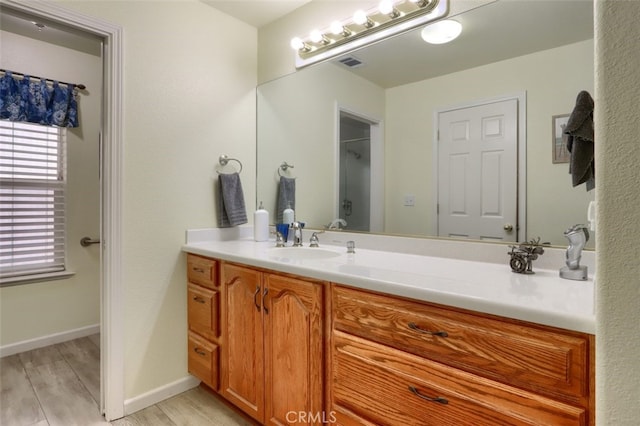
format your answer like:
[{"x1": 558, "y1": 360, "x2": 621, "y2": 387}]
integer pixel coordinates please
[{"x1": 552, "y1": 114, "x2": 571, "y2": 164}]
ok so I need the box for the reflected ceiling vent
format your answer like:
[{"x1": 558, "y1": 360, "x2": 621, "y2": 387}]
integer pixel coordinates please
[{"x1": 337, "y1": 56, "x2": 364, "y2": 68}]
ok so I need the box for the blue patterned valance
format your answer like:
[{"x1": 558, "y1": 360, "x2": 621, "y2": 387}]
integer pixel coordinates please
[{"x1": 0, "y1": 71, "x2": 79, "y2": 128}]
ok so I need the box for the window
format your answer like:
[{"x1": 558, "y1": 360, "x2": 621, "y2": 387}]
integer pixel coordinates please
[{"x1": 0, "y1": 121, "x2": 67, "y2": 282}]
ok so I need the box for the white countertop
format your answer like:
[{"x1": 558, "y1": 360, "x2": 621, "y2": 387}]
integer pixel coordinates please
[{"x1": 182, "y1": 228, "x2": 595, "y2": 334}]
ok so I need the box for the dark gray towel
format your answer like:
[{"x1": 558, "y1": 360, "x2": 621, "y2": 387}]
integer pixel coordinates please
[
  {"x1": 217, "y1": 172, "x2": 248, "y2": 227},
  {"x1": 564, "y1": 90, "x2": 595, "y2": 191},
  {"x1": 276, "y1": 176, "x2": 295, "y2": 223}
]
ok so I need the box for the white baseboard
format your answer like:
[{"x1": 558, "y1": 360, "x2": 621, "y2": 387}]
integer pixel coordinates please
[
  {"x1": 0, "y1": 324, "x2": 100, "y2": 358},
  {"x1": 124, "y1": 375, "x2": 201, "y2": 416}
]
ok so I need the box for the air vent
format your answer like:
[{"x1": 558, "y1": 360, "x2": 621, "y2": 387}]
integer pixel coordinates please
[{"x1": 337, "y1": 56, "x2": 364, "y2": 68}]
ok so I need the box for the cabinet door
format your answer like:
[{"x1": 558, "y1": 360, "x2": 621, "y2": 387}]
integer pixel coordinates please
[
  {"x1": 221, "y1": 263, "x2": 264, "y2": 423},
  {"x1": 263, "y1": 274, "x2": 324, "y2": 426}
]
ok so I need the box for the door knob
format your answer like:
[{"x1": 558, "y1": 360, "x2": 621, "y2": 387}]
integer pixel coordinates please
[
  {"x1": 503, "y1": 224, "x2": 514, "y2": 233},
  {"x1": 80, "y1": 237, "x2": 101, "y2": 247}
]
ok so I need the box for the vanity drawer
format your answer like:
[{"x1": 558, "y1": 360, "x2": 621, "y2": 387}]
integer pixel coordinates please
[
  {"x1": 188, "y1": 331, "x2": 219, "y2": 390},
  {"x1": 187, "y1": 254, "x2": 218, "y2": 289},
  {"x1": 188, "y1": 283, "x2": 219, "y2": 341},
  {"x1": 332, "y1": 285, "x2": 590, "y2": 403},
  {"x1": 331, "y1": 332, "x2": 586, "y2": 426}
]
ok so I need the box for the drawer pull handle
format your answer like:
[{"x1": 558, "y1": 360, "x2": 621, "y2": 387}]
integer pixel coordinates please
[
  {"x1": 408, "y1": 322, "x2": 448, "y2": 337},
  {"x1": 192, "y1": 267, "x2": 205, "y2": 273},
  {"x1": 408, "y1": 386, "x2": 448, "y2": 405},
  {"x1": 254, "y1": 285, "x2": 261, "y2": 312},
  {"x1": 194, "y1": 347, "x2": 207, "y2": 356},
  {"x1": 193, "y1": 296, "x2": 206, "y2": 304}
]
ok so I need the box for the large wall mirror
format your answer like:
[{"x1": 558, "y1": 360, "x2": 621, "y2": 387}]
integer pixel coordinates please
[{"x1": 257, "y1": 0, "x2": 594, "y2": 248}]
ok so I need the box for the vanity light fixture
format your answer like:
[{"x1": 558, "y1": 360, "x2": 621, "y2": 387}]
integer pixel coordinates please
[
  {"x1": 310, "y1": 29, "x2": 330, "y2": 45},
  {"x1": 330, "y1": 20, "x2": 352, "y2": 38},
  {"x1": 353, "y1": 10, "x2": 375, "y2": 28},
  {"x1": 409, "y1": 0, "x2": 431, "y2": 7},
  {"x1": 379, "y1": 0, "x2": 401, "y2": 19},
  {"x1": 290, "y1": 0, "x2": 448, "y2": 68},
  {"x1": 420, "y1": 19, "x2": 462, "y2": 44},
  {"x1": 290, "y1": 36, "x2": 310, "y2": 52}
]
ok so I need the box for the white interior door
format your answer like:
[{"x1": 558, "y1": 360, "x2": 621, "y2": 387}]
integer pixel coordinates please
[{"x1": 437, "y1": 99, "x2": 518, "y2": 241}]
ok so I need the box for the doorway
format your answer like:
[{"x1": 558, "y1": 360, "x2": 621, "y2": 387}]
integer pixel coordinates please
[
  {"x1": 0, "y1": 0, "x2": 125, "y2": 420},
  {"x1": 435, "y1": 94, "x2": 526, "y2": 242},
  {"x1": 338, "y1": 109, "x2": 383, "y2": 232}
]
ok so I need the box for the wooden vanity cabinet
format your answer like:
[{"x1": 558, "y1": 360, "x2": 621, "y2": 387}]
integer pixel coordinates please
[
  {"x1": 186, "y1": 254, "x2": 220, "y2": 390},
  {"x1": 221, "y1": 262, "x2": 325, "y2": 425},
  {"x1": 329, "y1": 284, "x2": 595, "y2": 426}
]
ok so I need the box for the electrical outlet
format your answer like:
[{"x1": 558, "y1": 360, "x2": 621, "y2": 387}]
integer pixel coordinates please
[{"x1": 403, "y1": 195, "x2": 415, "y2": 206}]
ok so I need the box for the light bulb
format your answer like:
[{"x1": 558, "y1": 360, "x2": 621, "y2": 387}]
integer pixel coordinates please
[
  {"x1": 379, "y1": 0, "x2": 399, "y2": 17},
  {"x1": 290, "y1": 37, "x2": 305, "y2": 50},
  {"x1": 420, "y1": 20, "x2": 462, "y2": 44},
  {"x1": 330, "y1": 21, "x2": 344, "y2": 35},
  {"x1": 330, "y1": 20, "x2": 351, "y2": 37},
  {"x1": 310, "y1": 30, "x2": 321, "y2": 43},
  {"x1": 353, "y1": 10, "x2": 369, "y2": 26}
]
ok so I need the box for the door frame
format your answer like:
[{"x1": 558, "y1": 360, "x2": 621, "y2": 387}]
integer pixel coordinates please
[
  {"x1": 432, "y1": 92, "x2": 527, "y2": 242},
  {"x1": 335, "y1": 104, "x2": 384, "y2": 232},
  {"x1": 0, "y1": 0, "x2": 125, "y2": 420}
]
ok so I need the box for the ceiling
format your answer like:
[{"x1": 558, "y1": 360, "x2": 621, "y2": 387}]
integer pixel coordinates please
[{"x1": 200, "y1": 0, "x2": 313, "y2": 28}]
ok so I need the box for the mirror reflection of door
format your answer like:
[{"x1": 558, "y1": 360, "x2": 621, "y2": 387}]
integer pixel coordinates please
[
  {"x1": 437, "y1": 99, "x2": 518, "y2": 242},
  {"x1": 339, "y1": 113, "x2": 372, "y2": 231}
]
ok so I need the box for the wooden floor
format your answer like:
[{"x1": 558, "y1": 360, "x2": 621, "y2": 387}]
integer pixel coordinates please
[{"x1": 0, "y1": 334, "x2": 251, "y2": 426}]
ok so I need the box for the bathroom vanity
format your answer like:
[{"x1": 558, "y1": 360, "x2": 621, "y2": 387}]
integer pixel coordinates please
[{"x1": 183, "y1": 228, "x2": 595, "y2": 425}]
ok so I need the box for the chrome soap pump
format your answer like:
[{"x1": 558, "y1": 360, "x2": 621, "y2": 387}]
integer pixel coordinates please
[{"x1": 559, "y1": 224, "x2": 589, "y2": 281}]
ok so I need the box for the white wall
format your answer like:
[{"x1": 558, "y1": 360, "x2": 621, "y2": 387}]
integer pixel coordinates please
[
  {"x1": 0, "y1": 31, "x2": 101, "y2": 347},
  {"x1": 55, "y1": 0, "x2": 257, "y2": 400},
  {"x1": 595, "y1": 1, "x2": 640, "y2": 425},
  {"x1": 385, "y1": 40, "x2": 595, "y2": 245}
]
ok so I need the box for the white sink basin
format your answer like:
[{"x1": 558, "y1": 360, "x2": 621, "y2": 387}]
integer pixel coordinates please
[{"x1": 268, "y1": 246, "x2": 342, "y2": 260}]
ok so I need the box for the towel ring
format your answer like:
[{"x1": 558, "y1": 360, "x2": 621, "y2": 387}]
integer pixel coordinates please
[
  {"x1": 278, "y1": 161, "x2": 295, "y2": 178},
  {"x1": 217, "y1": 154, "x2": 243, "y2": 174}
]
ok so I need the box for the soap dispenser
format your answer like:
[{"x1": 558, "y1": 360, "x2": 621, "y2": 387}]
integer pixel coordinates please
[
  {"x1": 283, "y1": 203, "x2": 295, "y2": 225},
  {"x1": 254, "y1": 202, "x2": 269, "y2": 242}
]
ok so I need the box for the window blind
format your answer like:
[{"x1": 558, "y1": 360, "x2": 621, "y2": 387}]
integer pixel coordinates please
[{"x1": 0, "y1": 121, "x2": 66, "y2": 278}]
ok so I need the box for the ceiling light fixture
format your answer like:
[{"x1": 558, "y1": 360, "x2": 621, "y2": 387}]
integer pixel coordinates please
[
  {"x1": 420, "y1": 19, "x2": 462, "y2": 44},
  {"x1": 290, "y1": 0, "x2": 448, "y2": 68}
]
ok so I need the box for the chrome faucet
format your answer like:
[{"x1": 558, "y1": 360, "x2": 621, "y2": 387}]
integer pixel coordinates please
[
  {"x1": 309, "y1": 231, "x2": 324, "y2": 247},
  {"x1": 291, "y1": 221, "x2": 304, "y2": 247},
  {"x1": 326, "y1": 218, "x2": 347, "y2": 230}
]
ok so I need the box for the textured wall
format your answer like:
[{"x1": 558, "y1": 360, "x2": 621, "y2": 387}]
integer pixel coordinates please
[
  {"x1": 595, "y1": 1, "x2": 640, "y2": 424},
  {"x1": 57, "y1": 0, "x2": 258, "y2": 400}
]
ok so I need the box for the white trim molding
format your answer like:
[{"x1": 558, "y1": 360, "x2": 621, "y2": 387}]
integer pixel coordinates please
[
  {"x1": 0, "y1": 0, "x2": 126, "y2": 421},
  {"x1": 124, "y1": 376, "x2": 201, "y2": 416},
  {"x1": 0, "y1": 324, "x2": 100, "y2": 358}
]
